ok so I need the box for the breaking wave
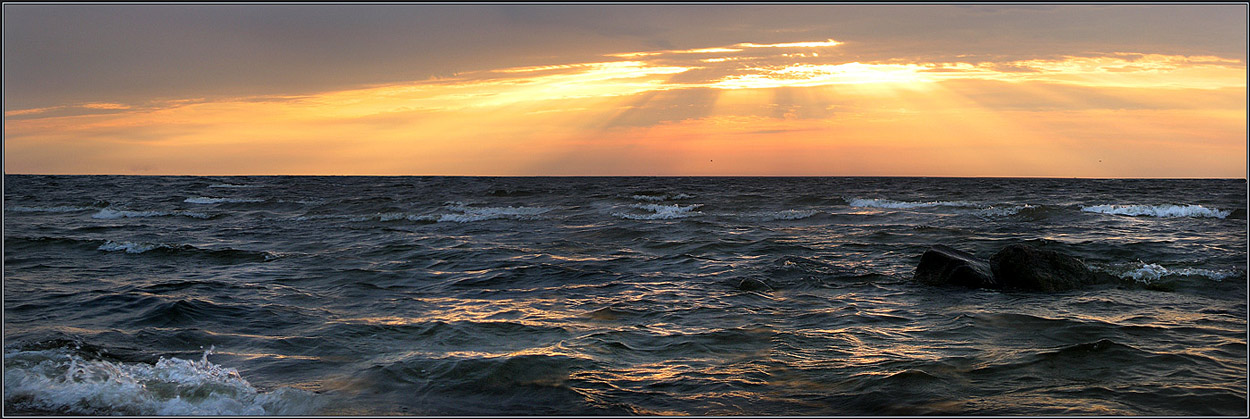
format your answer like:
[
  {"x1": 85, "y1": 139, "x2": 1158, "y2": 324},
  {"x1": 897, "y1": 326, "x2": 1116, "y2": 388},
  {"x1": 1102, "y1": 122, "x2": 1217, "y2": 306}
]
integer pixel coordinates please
[
  {"x1": 630, "y1": 193, "x2": 694, "y2": 202},
  {"x1": 438, "y1": 202, "x2": 552, "y2": 223},
  {"x1": 92, "y1": 209, "x2": 213, "y2": 220},
  {"x1": 96, "y1": 240, "x2": 275, "y2": 262},
  {"x1": 1116, "y1": 262, "x2": 1240, "y2": 283},
  {"x1": 3, "y1": 346, "x2": 322, "y2": 415},
  {"x1": 1081, "y1": 204, "x2": 1231, "y2": 219},
  {"x1": 613, "y1": 203, "x2": 703, "y2": 220},
  {"x1": 976, "y1": 204, "x2": 1037, "y2": 217},
  {"x1": 760, "y1": 209, "x2": 819, "y2": 220}
]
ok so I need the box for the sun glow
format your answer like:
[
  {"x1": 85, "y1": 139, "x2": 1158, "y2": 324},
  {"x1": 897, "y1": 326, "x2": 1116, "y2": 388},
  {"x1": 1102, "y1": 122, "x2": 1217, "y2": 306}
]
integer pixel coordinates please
[{"x1": 4, "y1": 36, "x2": 1244, "y2": 176}]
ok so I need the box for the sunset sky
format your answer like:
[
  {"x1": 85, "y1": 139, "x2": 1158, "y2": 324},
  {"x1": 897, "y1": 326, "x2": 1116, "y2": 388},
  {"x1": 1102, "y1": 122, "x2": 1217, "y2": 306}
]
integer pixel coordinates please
[{"x1": 4, "y1": 4, "x2": 1246, "y2": 177}]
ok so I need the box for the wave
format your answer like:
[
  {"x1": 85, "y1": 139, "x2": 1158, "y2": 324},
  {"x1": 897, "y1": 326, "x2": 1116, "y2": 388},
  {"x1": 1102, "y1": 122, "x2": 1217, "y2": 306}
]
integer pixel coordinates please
[
  {"x1": 439, "y1": 202, "x2": 552, "y2": 223},
  {"x1": 293, "y1": 212, "x2": 436, "y2": 222},
  {"x1": 612, "y1": 203, "x2": 703, "y2": 220},
  {"x1": 96, "y1": 240, "x2": 275, "y2": 262},
  {"x1": 975, "y1": 204, "x2": 1036, "y2": 217},
  {"x1": 848, "y1": 198, "x2": 981, "y2": 209},
  {"x1": 630, "y1": 193, "x2": 694, "y2": 202},
  {"x1": 207, "y1": 183, "x2": 259, "y2": 188},
  {"x1": 98, "y1": 240, "x2": 167, "y2": 254},
  {"x1": 6, "y1": 205, "x2": 96, "y2": 213},
  {"x1": 3, "y1": 346, "x2": 322, "y2": 415},
  {"x1": 1081, "y1": 204, "x2": 1231, "y2": 219},
  {"x1": 760, "y1": 209, "x2": 819, "y2": 220},
  {"x1": 1116, "y1": 262, "x2": 1240, "y2": 283},
  {"x1": 184, "y1": 197, "x2": 266, "y2": 204},
  {"x1": 92, "y1": 208, "x2": 213, "y2": 220}
]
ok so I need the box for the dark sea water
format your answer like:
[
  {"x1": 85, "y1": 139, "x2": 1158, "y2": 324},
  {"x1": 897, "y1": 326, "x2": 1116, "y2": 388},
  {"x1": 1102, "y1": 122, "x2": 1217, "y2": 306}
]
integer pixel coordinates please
[{"x1": 3, "y1": 175, "x2": 1247, "y2": 415}]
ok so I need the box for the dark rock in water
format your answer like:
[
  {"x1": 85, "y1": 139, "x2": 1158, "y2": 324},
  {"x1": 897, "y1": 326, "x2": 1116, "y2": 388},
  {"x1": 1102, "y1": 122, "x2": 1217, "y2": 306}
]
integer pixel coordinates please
[
  {"x1": 1228, "y1": 208, "x2": 1246, "y2": 220},
  {"x1": 737, "y1": 277, "x2": 774, "y2": 292},
  {"x1": 913, "y1": 245, "x2": 997, "y2": 289},
  {"x1": 989, "y1": 244, "x2": 1097, "y2": 292}
]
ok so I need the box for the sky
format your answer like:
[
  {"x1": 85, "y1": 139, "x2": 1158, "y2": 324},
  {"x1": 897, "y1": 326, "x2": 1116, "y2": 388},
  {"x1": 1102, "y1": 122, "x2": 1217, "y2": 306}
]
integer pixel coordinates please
[{"x1": 3, "y1": 3, "x2": 1247, "y2": 177}]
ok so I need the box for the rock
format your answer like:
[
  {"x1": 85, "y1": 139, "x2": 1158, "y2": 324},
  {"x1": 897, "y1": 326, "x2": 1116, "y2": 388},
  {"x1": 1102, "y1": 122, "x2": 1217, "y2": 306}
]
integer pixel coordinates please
[
  {"x1": 989, "y1": 244, "x2": 1097, "y2": 292},
  {"x1": 736, "y1": 277, "x2": 773, "y2": 292},
  {"x1": 913, "y1": 245, "x2": 997, "y2": 289}
]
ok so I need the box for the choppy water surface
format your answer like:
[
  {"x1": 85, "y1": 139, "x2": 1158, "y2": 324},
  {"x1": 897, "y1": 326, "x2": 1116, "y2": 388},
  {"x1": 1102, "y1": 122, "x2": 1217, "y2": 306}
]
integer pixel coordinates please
[{"x1": 4, "y1": 176, "x2": 1246, "y2": 415}]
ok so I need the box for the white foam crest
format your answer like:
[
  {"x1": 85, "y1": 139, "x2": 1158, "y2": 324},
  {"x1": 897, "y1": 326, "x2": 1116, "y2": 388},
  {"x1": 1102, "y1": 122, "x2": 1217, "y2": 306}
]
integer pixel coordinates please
[
  {"x1": 613, "y1": 203, "x2": 704, "y2": 220},
  {"x1": 1081, "y1": 204, "x2": 1230, "y2": 219},
  {"x1": 184, "y1": 197, "x2": 265, "y2": 204},
  {"x1": 3, "y1": 348, "x2": 323, "y2": 415},
  {"x1": 438, "y1": 205, "x2": 552, "y2": 223},
  {"x1": 6, "y1": 205, "x2": 95, "y2": 213},
  {"x1": 98, "y1": 241, "x2": 166, "y2": 254},
  {"x1": 92, "y1": 209, "x2": 212, "y2": 220},
  {"x1": 92, "y1": 209, "x2": 170, "y2": 219},
  {"x1": 630, "y1": 193, "x2": 694, "y2": 201},
  {"x1": 976, "y1": 204, "x2": 1036, "y2": 217},
  {"x1": 849, "y1": 198, "x2": 981, "y2": 209},
  {"x1": 1118, "y1": 262, "x2": 1239, "y2": 283},
  {"x1": 207, "y1": 184, "x2": 258, "y2": 188},
  {"x1": 764, "y1": 209, "x2": 819, "y2": 220}
]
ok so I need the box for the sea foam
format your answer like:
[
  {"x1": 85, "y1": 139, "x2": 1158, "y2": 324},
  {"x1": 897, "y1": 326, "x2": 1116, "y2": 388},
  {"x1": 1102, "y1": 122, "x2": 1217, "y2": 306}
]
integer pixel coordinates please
[
  {"x1": 613, "y1": 203, "x2": 703, "y2": 220},
  {"x1": 439, "y1": 203, "x2": 551, "y2": 223},
  {"x1": 1081, "y1": 204, "x2": 1230, "y2": 219},
  {"x1": 2, "y1": 347, "x2": 322, "y2": 415},
  {"x1": 92, "y1": 209, "x2": 213, "y2": 220},
  {"x1": 975, "y1": 204, "x2": 1036, "y2": 217},
  {"x1": 762, "y1": 209, "x2": 819, "y2": 220},
  {"x1": 98, "y1": 240, "x2": 166, "y2": 254},
  {"x1": 631, "y1": 193, "x2": 694, "y2": 202},
  {"x1": 1118, "y1": 262, "x2": 1239, "y2": 282}
]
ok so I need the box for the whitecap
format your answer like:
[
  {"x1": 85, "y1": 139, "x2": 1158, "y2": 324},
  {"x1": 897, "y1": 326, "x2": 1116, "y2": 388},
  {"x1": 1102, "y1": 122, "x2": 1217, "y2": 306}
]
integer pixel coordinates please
[
  {"x1": 1118, "y1": 262, "x2": 1239, "y2": 283},
  {"x1": 92, "y1": 209, "x2": 171, "y2": 219},
  {"x1": 438, "y1": 205, "x2": 551, "y2": 223},
  {"x1": 92, "y1": 209, "x2": 212, "y2": 220},
  {"x1": 613, "y1": 203, "x2": 703, "y2": 220},
  {"x1": 2, "y1": 347, "x2": 323, "y2": 415},
  {"x1": 762, "y1": 209, "x2": 819, "y2": 220},
  {"x1": 1081, "y1": 204, "x2": 1230, "y2": 219},
  {"x1": 97, "y1": 240, "x2": 166, "y2": 254},
  {"x1": 630, "y1": 193, "x2": 694, "y2": 202},
  {"x1": 975, "y1": 204, "x2": 1036, "y2": 217}
]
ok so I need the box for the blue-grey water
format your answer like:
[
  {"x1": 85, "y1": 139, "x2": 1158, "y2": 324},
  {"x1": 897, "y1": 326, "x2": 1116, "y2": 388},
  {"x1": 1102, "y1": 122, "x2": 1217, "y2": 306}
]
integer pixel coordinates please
[{"x1": 3, "y1": 175, "x2": 1247, "y2": 415}]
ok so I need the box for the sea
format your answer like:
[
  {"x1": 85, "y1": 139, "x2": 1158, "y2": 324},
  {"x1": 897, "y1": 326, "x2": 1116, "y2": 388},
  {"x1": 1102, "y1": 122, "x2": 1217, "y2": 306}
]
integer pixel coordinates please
[{"x1": 3, "y1": 175, "x2": 1246, "y2": 415}]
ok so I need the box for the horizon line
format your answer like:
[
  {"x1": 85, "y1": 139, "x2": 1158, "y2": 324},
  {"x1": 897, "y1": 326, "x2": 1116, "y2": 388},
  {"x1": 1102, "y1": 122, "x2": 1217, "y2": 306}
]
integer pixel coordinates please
[{"x1": 4, "y1": 173, "x2": 1247, "y2": 181}]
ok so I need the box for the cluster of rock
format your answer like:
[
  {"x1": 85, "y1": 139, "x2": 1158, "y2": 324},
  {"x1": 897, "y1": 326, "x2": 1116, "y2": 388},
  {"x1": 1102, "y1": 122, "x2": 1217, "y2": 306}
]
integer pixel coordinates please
[{"x1": 914, "y1": 244, "x2": 1105, "y2": 292}]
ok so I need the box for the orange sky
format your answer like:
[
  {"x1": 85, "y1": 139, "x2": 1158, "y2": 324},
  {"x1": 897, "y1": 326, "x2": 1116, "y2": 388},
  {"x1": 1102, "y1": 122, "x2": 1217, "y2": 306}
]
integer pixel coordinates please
[{"x1": 3, "y1": 5, "x2": 1246, "y2": 177}]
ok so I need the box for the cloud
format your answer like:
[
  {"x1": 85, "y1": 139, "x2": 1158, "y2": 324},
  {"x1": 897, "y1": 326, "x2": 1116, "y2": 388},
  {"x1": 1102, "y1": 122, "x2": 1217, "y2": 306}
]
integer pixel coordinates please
[{"x1": 4, "y1": 13, "x2": 1244, "y2": 177}]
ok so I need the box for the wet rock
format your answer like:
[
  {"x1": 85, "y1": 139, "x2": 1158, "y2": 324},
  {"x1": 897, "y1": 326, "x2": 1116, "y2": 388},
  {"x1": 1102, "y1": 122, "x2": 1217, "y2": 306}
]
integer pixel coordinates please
[
  {"x1": 736, "y1": 277, "x2": 774, "y2": 292},
  {"x1": 913, "y1": 245, "x2": 997, "y2": 289},
  {"x1": 989, "y1": 244, "x2": 1097, "y2": 292}
]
